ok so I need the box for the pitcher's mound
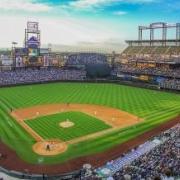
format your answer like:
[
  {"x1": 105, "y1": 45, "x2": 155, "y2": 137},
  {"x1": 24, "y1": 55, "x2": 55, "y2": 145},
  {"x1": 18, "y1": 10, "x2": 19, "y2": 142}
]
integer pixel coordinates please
[
  {"x1": 59, "y1": 120, "x2": 74, "y2": 128},
  {"x1": 33, "y1": 139, "x2": 67, "y2": 156}
]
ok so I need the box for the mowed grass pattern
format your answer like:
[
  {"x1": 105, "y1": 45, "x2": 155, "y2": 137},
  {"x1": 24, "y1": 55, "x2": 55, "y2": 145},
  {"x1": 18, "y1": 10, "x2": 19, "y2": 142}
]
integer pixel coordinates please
[
  {"x1": 0, "y1": 82, "x2": 180, "y2": 164},
  {"x1": 25, "y1": 112, "x2": 111, "y2": 141}
]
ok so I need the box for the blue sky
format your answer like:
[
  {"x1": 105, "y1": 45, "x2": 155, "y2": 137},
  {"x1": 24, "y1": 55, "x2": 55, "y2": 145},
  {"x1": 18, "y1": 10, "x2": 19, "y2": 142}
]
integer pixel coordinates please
[{"x1": 0, "y1": 0, "x2": 180, "y2": 50}]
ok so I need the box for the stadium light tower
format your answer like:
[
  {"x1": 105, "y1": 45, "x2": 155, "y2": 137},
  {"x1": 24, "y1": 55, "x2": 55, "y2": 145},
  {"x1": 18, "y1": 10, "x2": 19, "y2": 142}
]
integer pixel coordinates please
[
  {"x1": 137, "y1": 22, "x2": 180, "y2": 46},
  {"x1": 48, "y1": 43, "x2": 52, "y2": 53},
  {"x1": 12, "y1": 41, "x2": 18, "y2": 48},
  {"x1": 11, "y1": 42, "x2": 18, "y2": 68}
]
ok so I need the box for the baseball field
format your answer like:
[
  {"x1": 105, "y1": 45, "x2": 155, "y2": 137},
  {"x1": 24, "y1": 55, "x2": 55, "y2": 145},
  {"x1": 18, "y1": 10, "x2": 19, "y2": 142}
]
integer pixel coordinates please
[{"x1": 0, "y1": 82, "x2": 180, "y2": 165}]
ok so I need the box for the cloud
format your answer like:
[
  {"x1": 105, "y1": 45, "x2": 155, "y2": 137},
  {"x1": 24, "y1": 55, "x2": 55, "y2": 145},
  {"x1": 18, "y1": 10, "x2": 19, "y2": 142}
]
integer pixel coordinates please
[
  {"x1": 0, "y1": 0, "x2": 156, "y2": 14},
  {"x1": 69, "y1": 0, "x2": 109, "y2": 9},
  {"x1": 0, "y1": 0, "x2": 52, "y2": 12},
  {"x1": 113, "y1": 11, "x2": 127, "y2": 16},
  {"x1": 69, "y1": 0, "x2": 156, "y2": 10},
  {"x1": 0, "y1": 16, "x2": 122, "y2": 48}
]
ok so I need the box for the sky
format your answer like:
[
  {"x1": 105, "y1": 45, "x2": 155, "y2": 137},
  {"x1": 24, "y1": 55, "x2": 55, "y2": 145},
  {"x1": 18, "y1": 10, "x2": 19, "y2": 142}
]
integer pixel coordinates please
[{"x1": 0, "y1": 0, "x2": 180, "y2": 51}]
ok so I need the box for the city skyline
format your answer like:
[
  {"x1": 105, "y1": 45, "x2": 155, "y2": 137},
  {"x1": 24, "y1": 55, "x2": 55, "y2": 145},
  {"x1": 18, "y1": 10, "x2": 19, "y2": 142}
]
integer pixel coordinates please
[{"x1": 0, "y1": 0, "x2": 179, "y2": 52}]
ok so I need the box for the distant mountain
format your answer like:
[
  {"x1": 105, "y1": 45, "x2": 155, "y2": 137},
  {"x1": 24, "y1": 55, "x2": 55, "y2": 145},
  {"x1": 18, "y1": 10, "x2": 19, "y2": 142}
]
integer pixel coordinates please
[
  {"x1": 0, "y1": 48, "x2": 11, "y2": 51},
  {"x1": 0, "y1": 40, "x2": 127, "y2": 54},
  {"x1": 42, "y1": 41, "x2": 126, "y2": 53}
]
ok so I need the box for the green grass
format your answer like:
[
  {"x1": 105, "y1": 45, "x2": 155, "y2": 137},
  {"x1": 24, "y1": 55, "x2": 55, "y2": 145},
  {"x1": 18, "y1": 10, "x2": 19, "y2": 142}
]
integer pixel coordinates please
[
  {"x1": 0, "y1": 82, "x2": 180, "y2": 164},
  {"x1": 25, "y1": 111, "x2": 111, "y2": 141}
]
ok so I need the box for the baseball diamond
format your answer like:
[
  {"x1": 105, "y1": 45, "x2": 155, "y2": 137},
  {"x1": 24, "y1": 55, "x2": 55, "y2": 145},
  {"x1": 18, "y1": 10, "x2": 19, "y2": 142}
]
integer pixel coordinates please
[{"x1": 0, "y1": 82, "x2": 180, "y2": 165}]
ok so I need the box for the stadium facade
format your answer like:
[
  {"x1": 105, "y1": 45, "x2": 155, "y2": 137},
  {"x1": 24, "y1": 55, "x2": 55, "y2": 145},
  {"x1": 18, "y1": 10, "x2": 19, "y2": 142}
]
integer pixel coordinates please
[
  {"x1": 112, "y1": 22, "x2": 180, "y2": 91},
  {"x1": 0, "y1": 22, "x2": 179, "y2": 91}
]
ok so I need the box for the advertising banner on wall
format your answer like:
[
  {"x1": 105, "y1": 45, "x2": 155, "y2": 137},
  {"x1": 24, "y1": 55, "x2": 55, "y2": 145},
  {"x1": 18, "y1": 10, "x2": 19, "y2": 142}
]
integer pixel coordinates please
[
  {"x1": 43, "y1": 55, "x2": 50, "y2": 66},
  {"x1": 156, "y1": 77, "x2": 165, "y2": 83},
  {"x1": 139, "y1": 75, "x2": 149, "y2": 81},
  {"x1": 40, "y1": 48, "x2": 49, "y2": 55},
  {"x1": 23, "y1": 56, "x2": 28, "y2": 65},
  {"x1": 15, "y1": 48, "x2": 28, "y2": 56},
  {"x1": 16, "y1": 56, "x2": 23, "y2": 67},
  {"x1": 28, "y1": 48, "x2": 38, "y2": 57},
  {"x1": 38, "y1": 57, "x2": 43, "y2": 64},
  {"x1": 52, "y1": 59, "x2": 59, "y2": 66},
  {"x1": 1, "y1": 56, "x2": 13, "y2": 66},
  {"x1": 29, "y1": 56, "x2": 38, "y2": 63}
]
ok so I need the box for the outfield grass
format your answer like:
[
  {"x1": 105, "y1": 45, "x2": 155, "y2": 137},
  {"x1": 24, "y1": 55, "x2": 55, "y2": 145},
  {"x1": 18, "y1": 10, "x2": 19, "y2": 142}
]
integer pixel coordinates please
[
  {"x1": 0, "y1": 82, "x2": 180, "y2": 164},
  {"x1": 25, "y1": 111, "x2": 111, "y2": 141}
]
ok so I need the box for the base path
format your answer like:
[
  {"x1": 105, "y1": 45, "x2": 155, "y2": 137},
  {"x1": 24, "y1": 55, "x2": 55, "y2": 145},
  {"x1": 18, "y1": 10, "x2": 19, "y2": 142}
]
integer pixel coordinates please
[
  {"x1": 11, "y1": 103, "x2": 141, "y2": 128},
  {"x1": 11, "y1": 112, "x2": 43, "y2": 141}
]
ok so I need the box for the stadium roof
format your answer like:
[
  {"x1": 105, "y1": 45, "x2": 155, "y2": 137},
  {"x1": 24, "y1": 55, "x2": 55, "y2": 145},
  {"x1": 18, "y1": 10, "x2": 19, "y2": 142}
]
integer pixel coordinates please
[{"x1": 126, "y1": 39, "x2": 180, "y2": 44}]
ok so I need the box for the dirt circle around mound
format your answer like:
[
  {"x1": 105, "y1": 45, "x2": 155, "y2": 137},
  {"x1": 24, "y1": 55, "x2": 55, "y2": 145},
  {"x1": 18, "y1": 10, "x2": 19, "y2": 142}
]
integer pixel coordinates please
[
  {"x1": 59, "y1": 120, "x2": 74, "y2": 128},
  {"x1": 32, "y1": 139, "x2": 67, "y2": 156}
]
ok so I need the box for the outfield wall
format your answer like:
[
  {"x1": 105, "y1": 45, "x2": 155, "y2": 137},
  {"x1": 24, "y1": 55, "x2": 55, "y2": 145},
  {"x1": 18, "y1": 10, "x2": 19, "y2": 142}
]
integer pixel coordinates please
[
  {"x1": 0, "y1": 78, "x2": 159, "y2": 89},
  {"x1": 1, "y1": 78, "x2": 179, "y2": 94},
  {"x1": 0, "y1": 79, "x2": 180, "y2": 94}
]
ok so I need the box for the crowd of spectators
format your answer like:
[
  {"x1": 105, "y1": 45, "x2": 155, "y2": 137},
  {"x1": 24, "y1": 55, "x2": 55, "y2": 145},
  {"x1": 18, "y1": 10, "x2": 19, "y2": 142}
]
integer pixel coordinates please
[
  {"x1": 160, "y1": 79, "x2": 180, "y2": 91},
  {"x1": 122, "y1": 55, "x2": 180, "y2": 64},
  {"x1": 0, "y1": 67, "x2": 86, "y2": 86},
  {"x1": 113, "y1": 124, "x2": 180, "y2": 180},
  {"x1": 85, "y1": 124, "x2": 180, "y2": 180},
  {"x1": 112, "y1": 64, "x2": 180, "y2": 90},
  {"x1": 115, "y1": 65, "x2": 180, "y2": 78},
  {"x1": 66, "y1": 53, "x2": 108, "y2": 66}
]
